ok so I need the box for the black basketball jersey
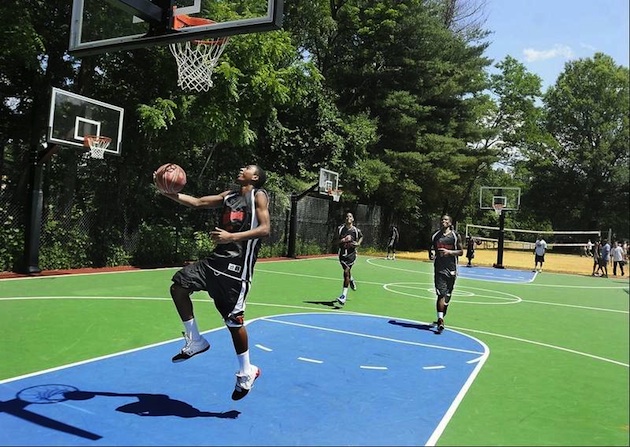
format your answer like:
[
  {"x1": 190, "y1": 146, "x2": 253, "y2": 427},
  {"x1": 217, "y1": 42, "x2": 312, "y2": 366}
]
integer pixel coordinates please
[
  {"x1": 338, "y1": 224, "x2": 363, "y2": 257},
  {"x1": 207, "y1": 188, "x2": 267, "y2": 282},
  {"x1": 431, "y1": 229, "x2": 460, "y2": 275}
]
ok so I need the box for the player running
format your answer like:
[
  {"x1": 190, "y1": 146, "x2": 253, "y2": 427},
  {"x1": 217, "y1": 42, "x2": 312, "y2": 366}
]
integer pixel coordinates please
[{"x1": 429, "y1": 214, "x2": 463, "y2": 334}]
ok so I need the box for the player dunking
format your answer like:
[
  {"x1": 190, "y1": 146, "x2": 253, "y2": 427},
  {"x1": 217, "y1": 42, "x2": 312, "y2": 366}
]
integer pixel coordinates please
[
  {"x1": 158, "y1": 164, "x2": 270, "y2": 401},
  {"x1": 336, "y1": 212, "x2": 364, "y2": 306},
  {"x1": 429, "y1": 214, "x2": 463, "y2": 334}
]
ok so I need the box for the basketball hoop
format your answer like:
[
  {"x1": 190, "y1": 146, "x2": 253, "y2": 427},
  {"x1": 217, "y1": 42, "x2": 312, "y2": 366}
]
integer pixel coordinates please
[
  {"x1": 493, "y1": 203, "x2": 504, "y2": 216},
  {"x1": 83, "y1": 135, "x2": 111, "y2": 159},
  {"x1": 169, "y1": 15, "x2": 229, "y2": 92},
  {"x1": 329, "y1": 189, "x2": 342, "y2": 202}
]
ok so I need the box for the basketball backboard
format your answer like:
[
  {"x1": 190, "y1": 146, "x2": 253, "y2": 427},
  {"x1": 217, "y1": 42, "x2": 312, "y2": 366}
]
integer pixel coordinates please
[
  {"x1": 69, "y1": 0, "x2": 284, "y2": 57},
  {"x1": 318, "y1": 168, "x2": 339, "y2": 196},
  {"x1": 479, "y1": 186, "x2": 521, "y2": 211},
  {"x1": 48, "y1": 87, "x2": 124, "y2": 156}
]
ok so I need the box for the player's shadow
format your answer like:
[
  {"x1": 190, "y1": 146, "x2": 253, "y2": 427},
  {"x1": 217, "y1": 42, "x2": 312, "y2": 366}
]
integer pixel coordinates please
[
  {"x1": 63, "y1": 390, "x2": 240, "y2": 419},
  {"x1": 388, "y1": 319, "x2": 436, "y2": 332},
  {"x1": 304, "y1": 300, "x2": 339, "y2": 308}
]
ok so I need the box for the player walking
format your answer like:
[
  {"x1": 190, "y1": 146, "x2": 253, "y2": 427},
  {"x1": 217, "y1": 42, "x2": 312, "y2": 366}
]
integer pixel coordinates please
[
  {"x1": 386, "y1": 225, "x2": 400, "y2": 260},
  {"x1": 429, "y1": 214, "x2": 463, "y2": 334},
  {"x1": 158, "y1": 164, "x2": 270, "y2": 401},
  {"x1": 336, "y1": 212, "x2": 363, "y2": 306}
]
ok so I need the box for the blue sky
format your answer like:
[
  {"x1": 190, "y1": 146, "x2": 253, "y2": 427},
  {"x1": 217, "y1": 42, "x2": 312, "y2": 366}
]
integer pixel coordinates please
[{"x1": 482, "y1": 0, "x2": 630, "y2": 91}]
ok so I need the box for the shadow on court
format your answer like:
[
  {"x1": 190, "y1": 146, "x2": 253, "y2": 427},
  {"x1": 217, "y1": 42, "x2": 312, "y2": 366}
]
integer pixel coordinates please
[{"x1": 388, "y1": 319, "x2": 437, "y2": 333}]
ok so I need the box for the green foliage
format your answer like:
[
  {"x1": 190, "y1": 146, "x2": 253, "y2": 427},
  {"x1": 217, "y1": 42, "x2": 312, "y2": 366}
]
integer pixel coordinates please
[
  {"x1": 520, "y1": 53, "x2": 629, "y2": 232},
  {"x1": 258, "y1": 241, "x2": 287, "y2": 258},
  {"x1": 38, "y1": 214, "x2": 92, "y2": 270},
  {"x1": 0, "y1": 210, "x2": 23, "y2": 272},
  {"x1": 295, "y1": 240, "x2": 326, "y2": 256},
  {"x1": 131, "y1": 222, "x2": 184, "y2": 267},
  {"x1": 104, "y1": 245, "x2": 132, "y2": 268}
]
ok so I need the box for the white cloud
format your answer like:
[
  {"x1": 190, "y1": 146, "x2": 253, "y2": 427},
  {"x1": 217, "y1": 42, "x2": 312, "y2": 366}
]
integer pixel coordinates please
[
  {"x1": 580, "y1": 42, "x2": 597, "y2": 51},
  {"x1": 522, "y1": 44, "x2": 574, "y2": 62}
]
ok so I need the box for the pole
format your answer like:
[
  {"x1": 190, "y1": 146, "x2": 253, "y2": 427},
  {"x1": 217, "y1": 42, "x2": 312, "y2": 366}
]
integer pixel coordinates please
[
  {"x1": 493, "y1": 210, "x2": 506, "y2": 269},
  {"x1": 286, "y1": 183, "x2": 318, "y2": 258},
  {"x1": 287, "y1": 193, "x2": 298, "y2": 258},
  {"x1": 22, "y1": 158, "x2": 43, "y2": 273}
]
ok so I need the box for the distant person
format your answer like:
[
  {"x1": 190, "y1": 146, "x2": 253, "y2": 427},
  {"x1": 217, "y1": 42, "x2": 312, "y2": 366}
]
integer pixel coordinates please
[
  {"x1": 533, "y1": 234, "x2": 547, "y2": 273},
  {"x1": 591, "y1": 240, "x2": 603, "y2": 276},
  {"x1": 429, "y1": 214, "x2": 463, "y2": 334},
  {"x1": 386, "y1": 225, "x2": 400, "y2": 260},
  {"x1": 611, "y1": 241, "x2": 626, "y2": 276},
  {"x1": 336, "y1": 212, "x2": 364, "y2": 306},
  {"x1": 585, "y1": 239, "x2": 594, "y2": 257},
  {"x1": 465, "y1": 236, "x2": 481, "y2": 267},
  {"x1": 600, "y1": 239, "x2": 611, "y2": 278}
]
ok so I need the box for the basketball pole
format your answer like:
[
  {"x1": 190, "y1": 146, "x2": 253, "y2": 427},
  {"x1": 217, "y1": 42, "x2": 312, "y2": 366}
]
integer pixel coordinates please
[
  {"x1": 287, "y1": 183, "x2": 318, "y2": 258},
  {"x1": 493, "y1": 210, "x2": 506, "y2": 269}
]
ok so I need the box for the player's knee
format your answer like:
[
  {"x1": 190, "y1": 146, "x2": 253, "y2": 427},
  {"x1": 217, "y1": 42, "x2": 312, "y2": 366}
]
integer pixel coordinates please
[{"x1": 225, "y1": 314, "x2": 244, "y2": 328}]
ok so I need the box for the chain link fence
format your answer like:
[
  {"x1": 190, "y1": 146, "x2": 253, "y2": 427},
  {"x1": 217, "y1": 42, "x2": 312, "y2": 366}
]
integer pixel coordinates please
[{"x1": 0, "y1": 181, "x2": 387, "y2": 273}]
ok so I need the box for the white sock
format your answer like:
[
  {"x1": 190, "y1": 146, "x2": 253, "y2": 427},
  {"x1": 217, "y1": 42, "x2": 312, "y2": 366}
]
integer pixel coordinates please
[
  {"x1": 183, "y1": 318, "x2": 201, "y2": 340},
  {"x1": 342, "y1": 287, "x2": 348, "y2": 297},
  {"x1": 437, "y1": 312, "x2": 444, "y2": 320},
  {"x1": 237, "y1": 350, "x2": 251, "y2": 374}
]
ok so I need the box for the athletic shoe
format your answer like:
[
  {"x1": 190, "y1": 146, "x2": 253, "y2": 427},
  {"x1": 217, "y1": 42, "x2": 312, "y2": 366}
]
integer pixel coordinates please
[
  {"x1": 232, "y1": 365, "x2": 261, "y2": 401},
  {"x1": 171, "y1": 332, "x2": 210, "y2": 363},
  {"x1": 336, "y1": 295, "x2": 347, "y2": 306},
  {"x1": 436, "y1": 318, "x2": 445, "y2": 334},
  {"x1": 349, "y1": 279, "x2": 357, "y2": 291}
]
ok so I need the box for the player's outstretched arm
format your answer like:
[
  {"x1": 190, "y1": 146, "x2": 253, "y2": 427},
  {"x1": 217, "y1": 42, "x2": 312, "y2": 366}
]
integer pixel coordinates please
[{"x1": 160, "y1": 190, "x2": 228, "y2": 209}]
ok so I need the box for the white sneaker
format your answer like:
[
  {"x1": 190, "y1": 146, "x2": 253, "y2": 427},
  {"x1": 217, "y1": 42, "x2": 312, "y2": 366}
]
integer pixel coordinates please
[
  {"x1": 232, "y1": 365, "x2": 261, "y2": 400},
  {"x1": 336, "y1": 295, "x2": 346, "y2": 306},
  {"x1": 171, "y1": 332, "x2": 210, "y2": 363}
]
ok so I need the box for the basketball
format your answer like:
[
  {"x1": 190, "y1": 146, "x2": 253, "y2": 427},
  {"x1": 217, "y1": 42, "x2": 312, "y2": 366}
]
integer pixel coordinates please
[{"x1": 154, "y1": 163, "x2": 187, "y2": 194}]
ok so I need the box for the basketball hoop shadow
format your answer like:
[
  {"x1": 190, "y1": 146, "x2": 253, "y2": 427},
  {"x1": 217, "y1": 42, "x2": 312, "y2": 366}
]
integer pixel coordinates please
[{"x1": 2, "y1": 384, "x2": 240, "y2": 441}]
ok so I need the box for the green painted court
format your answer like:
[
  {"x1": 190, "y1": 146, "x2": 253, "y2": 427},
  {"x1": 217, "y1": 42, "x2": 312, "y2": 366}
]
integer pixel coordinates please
[{"x1": 1, "y1": 256, "x2": 628, "y2": 445}]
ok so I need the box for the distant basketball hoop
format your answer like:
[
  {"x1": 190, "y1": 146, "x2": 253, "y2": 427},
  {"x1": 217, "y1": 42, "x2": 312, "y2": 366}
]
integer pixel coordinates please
[
  {"x1": 169, "y1": 15, "x2": 230, "y2": 92},
  {"x1": 492, "y1": 195, "x2": 506, "y2": 217},
  {"x1": 329, "y1": 189, "x2": 342, "y2": 202},
  {"x1": 83, "y1": 135, "x2": 111, "y2": 159}
]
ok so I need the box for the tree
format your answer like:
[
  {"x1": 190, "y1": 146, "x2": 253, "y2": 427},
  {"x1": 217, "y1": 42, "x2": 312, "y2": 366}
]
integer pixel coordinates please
[{"x1": 520, "y1": 53, "x2": 629, "y2": 234}]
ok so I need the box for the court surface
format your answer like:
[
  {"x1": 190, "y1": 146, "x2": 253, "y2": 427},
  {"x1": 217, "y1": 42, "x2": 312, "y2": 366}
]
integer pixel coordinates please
[
  {"x1": 1, "y1": 313, "x2": 487, "y2": 446},
  {"x1": 0, "y1": 256, "x2": 627, "y2": 446}
]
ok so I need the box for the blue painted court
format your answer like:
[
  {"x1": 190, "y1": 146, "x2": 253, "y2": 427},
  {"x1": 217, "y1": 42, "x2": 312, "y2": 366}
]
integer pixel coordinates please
[
  {"x1": 1, "y1": 313, "x2": 487, "y2": 446},
  {"x1": 458, "y1": 265, "x2": 536, "y2": 283}
]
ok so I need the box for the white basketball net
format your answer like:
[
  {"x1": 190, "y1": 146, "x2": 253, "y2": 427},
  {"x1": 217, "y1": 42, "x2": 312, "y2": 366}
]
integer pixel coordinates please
[
  {"x1": 330, "y1": 190, "x2": 342, "y2": 202},
  {"x1": 169, "y1": 38, "x2": 229, "y2": 92},
  {"x1": 493, "y1": 203, "x2": 504, "y2": 216},
  {"x1": 84, "y1": 135, "x2": 111, "y2": 159}
]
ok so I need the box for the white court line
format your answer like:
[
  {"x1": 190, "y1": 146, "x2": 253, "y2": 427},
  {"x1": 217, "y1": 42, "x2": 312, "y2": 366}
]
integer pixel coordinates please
[
  {"x1": 298, "y1": 357, "x2": 323, "y2": 364},
  {"x1": 261, "y1": 317, "x2": 485, "y2": 355},
  {"x1": 450, "y1": 326, "x2": 629, "y2": 368}
]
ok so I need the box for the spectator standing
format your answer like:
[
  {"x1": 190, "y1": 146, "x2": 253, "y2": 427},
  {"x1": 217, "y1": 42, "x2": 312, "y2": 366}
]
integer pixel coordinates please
[
  {"x1": 533, "y1": 235, "x2": 547, "y2": 273},
  {"x1": 601, "y1": 239, "x2": 611, "y2": 278},
  {"x1": 611, "y1": 241, "x2": 625, "y2": 276}
]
